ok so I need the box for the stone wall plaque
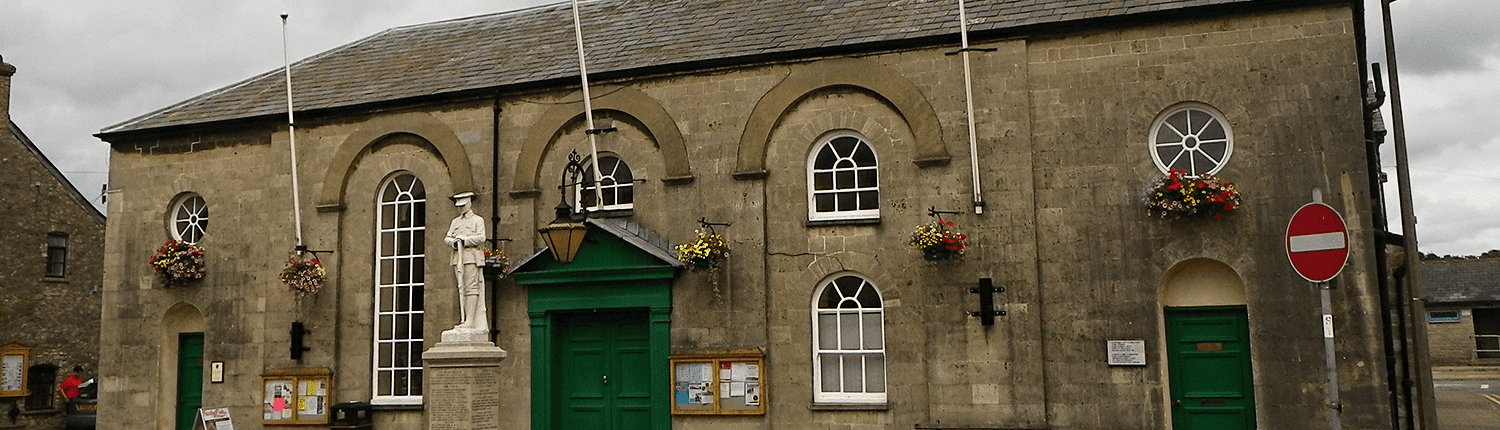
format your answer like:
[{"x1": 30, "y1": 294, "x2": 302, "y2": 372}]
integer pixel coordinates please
[{"x1": 1106, "y1": 340, "x2": 1147, "y2": 366}]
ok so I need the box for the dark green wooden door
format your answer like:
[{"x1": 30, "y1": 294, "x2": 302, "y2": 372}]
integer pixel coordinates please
[
  {"x1": 1166, "y1": 307, "x2": 1255, "y2": 430},
  {"x1": 175, "y1": 332, "x2": 205, "y2": 430},
  {"x1": 554, "y1": 311, "x2": 653, "y2": 430}
]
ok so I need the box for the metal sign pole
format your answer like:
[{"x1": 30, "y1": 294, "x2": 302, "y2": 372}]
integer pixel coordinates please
[{"x1": 1320, "y1": 280, "x2": 1341, "y2": 430}]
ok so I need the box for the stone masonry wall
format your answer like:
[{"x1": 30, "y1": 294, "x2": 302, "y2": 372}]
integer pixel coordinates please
[
  {"x1": 1426, "y1": 309, "x2": 1477, "y2": 365},
  {"x1": 0, "y1": 59, "x2": 104, "y2": 429},
  {"x1": 95, "y1": 4, "x2": 1390, "y2": 430}
]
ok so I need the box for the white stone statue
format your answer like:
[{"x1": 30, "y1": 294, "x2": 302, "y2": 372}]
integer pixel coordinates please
[{"x1": 441, "y1": 192, "x2": 489, "y2": 342}]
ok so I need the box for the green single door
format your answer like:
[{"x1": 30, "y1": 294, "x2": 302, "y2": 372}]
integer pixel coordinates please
[
  {"x1": 175, "y1": 332, "x2": 205, "y2": 430},
  {"x1": 554, "y1": 310, "x2": 653, "y2": 430},
  {"x1": 1166, "y1": 306, "x2": 1255, "y2": 430}
]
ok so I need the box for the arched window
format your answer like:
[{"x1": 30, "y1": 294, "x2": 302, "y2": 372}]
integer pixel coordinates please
[
  {"x1": 373, "y1": 173, "x2": 425, "y2": 404},
  {"x1": 577, "y1": 154, "x2": 634, "y2": 212},
  {"x1": 812, "y1": 274, "x2": 886, "y2": 403},
  {"x1": 170, "y1": 194, "x2": 208, "y2": 244},
  {"x1": 1149, "y1": 103, "x2": 1234, "y2": 177},
  {"x1": 808, "y1": 135, "x2": 879, "y2": 221}
]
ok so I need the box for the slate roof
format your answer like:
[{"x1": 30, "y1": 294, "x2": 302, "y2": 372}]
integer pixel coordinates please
[
  {"x1": 102, "y1": 0, "x2": 1268, "y2": 136},
  {"x1": 1423, "y1": 258, "x2": 1500, "y2": 305}
]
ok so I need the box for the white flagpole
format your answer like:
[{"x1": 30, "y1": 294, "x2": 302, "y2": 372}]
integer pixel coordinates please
[
  {"x1": 570, "y1": 0, "x2": 605, "y2": 211},
  {"x1": 281, "y1": 12, "x2": 305, "y2": 249},
  {"x1": 957, "y1": 0, "x2": 983, "y2": 214}
]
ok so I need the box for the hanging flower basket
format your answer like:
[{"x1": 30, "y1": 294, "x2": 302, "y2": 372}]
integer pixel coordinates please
[
  {"x1": 908, "y1": 221, "x2": 968, "y2": 261},
  {"x1": 280, "y1": 257, "x2": 326, "y2": 297},
  {"x1": 1143, "y1": 170, "x2": 1243, "y2": 220},
  {"x1": 150, "y1": 241, "x2": 206, "y2": 287},
  {"x1": 675, "y1": 230, "x2": 729, "y2": 270},
  {"x1": 481, "y1": 248, "x2": 510, "y2": 279}
]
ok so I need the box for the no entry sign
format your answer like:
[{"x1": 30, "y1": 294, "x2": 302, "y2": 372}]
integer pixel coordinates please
[{"x1": 1285, "y1": 202, "x2": 1349, "y2": 282}]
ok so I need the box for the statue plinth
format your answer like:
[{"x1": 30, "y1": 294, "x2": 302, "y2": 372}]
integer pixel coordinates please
[{"x1": 422, "y1": 341, "x2": 506, "y2": 430}]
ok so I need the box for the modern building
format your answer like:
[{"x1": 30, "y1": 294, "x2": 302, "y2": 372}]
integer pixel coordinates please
[
  {"x1": 1422, "y1": 257, "x2": 1500, "y2": 366},
  {"x1": 0, "y1": 56, "x2": 106, "y2": 429},
  {"x1": 93, "y1": 1, "x2": 1426, "y2": 429}
]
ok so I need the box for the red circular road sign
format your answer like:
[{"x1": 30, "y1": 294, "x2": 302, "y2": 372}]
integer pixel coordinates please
[{"x1": 1285, "y1": 202, "x2": 1349, "y2": 282}]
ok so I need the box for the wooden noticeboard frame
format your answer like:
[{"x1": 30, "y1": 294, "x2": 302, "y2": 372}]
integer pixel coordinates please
[
  {"x1": 0, "y1": 343, "x2": 30, "y2": 398},
  {"x1": 670, "y1": 349, "x2": 764, "y2": 415},
  {"x1": 261, "y1": 368, "x2": 331, "y2": 426}
]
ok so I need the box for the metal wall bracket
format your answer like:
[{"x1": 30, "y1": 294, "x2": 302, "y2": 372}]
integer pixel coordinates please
[{"x1": 969, "y1": 278, "x2": 1006, "y2": 326}]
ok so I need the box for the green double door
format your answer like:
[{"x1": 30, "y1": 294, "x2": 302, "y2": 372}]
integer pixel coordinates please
[
  {"x1": 1166, "y1": 306, "x2": 1256, "y2": 430},
  {"x1": 553, "y1": 310, "x2": 653, "y2": 430},
  {"x1": 175, "y1": 332, "x2": 205, "y2": 430}
]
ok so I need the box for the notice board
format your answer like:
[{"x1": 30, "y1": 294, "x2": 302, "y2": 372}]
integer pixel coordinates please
[
  {"x1": 670, "y1": 349, "x2": 764, "y2": 415},
  {"x1": 0, "y1": 343, "x2": 29, "y2": 397},
  {"x1": 261, "y1": 368, "x2": 331, "y2": 425}
]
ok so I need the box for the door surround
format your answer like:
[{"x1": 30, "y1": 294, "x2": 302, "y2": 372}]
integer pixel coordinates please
[
  {"x1": 513, "y1": 221, "x2": 680, "y2": 430},
  {"x1": 160, "y1": 302, "x2": 205, "y2": 430},
  {"x1": 1158, "y1": 258, "x2": 1255, "y2": 429}
]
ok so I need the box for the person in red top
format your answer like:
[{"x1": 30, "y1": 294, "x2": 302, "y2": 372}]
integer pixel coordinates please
[{"x1": 59, "y1": 366, "x2": 83, "y2": 401}]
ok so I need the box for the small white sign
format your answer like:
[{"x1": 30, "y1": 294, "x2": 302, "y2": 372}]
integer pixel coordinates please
[
  {"x1": 210, "y1": 362, "x2": 224, "y2": 383},
  {"x1": 1323, "y1": 315, "x2": 1334, "y2": 339},
  {"x1": 1107, "y1": 340, "x2": 1147, "y2": 366}
]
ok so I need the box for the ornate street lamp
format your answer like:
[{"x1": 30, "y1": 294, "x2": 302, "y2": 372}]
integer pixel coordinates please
[{"x1": 538, "y1": 151, "x2": 589, "y2": 264}]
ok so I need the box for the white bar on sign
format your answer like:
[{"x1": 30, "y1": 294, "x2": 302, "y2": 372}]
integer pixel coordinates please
[{"x1": 1290, "y1": 232, "x2": 1345, "y2": 253}]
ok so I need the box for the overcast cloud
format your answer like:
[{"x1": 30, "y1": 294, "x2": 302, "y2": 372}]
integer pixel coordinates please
[{"x1": 3, "y1": 0, "x2": 1497, "y2": 256}]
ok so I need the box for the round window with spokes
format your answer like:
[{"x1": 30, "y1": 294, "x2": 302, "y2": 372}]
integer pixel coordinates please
[
  {"x1": 1149, "y1": 103, "x2": 1233, "y2": 177},
  {"x1": 169, "y1": 194, "x2": 209, "y2": 244}
]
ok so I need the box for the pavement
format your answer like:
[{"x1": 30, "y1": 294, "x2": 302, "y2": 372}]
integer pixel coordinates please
[
  {"x1": 1433, "y1": 366, "x2": 1500, "y2": 380},
  {"x1": 1432, "y1": 366, "x2": 1500, "y2": 430}
]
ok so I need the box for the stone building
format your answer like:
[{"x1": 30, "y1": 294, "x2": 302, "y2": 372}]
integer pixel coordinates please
[
  {"x1": 1421, "y1": 257, "x2": 1500, "y2": 366},
  {"x1": 94, "y1": 1, "x2": 1421, "y2": 429},
  {"x1": 0, "y1": 56, "x2": 106, "y2": 428}
]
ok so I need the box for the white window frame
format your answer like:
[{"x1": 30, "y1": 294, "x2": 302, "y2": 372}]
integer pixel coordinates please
[
  {"x1": 1148, "y1": 102, "x2": 1234, "y2": 177},
  {"x1": 372, "y1": 173, "x2": 426, "y2": 405},
  {"x1": 575, "y1": 154, "x2": 634, "y2": 212},
  {"x1": 811, "y1": 274, "x2": 887, "y2": 404},
  {"x1": 807, "y1": 134, "x2": 880, "y2": 222},
  {"x1": 169, "y1": 194, "x2": 209, "y2": 244}
]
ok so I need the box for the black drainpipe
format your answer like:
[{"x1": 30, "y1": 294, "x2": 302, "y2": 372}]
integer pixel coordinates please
[
  {"x1": 489, "y1": 91, "x2": 503, "y2": 343},
  {"x1": 1350, "y1": 1, "x2": 1407, "y2": 427}
]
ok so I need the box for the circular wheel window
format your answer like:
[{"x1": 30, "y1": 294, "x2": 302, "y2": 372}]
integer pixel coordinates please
[
  {"x1": 170, "y1": 194, "x2": 209, "y2": 244},
  {"x1": 1149, "y1": 104, "x2": 1233, "y2": 177}
]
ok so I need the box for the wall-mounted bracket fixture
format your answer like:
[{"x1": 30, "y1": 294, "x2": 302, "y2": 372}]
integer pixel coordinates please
[
  {"x1": 290, "y1": 321, "x2": 311, "y2": 361},
  {"x1": 969, "y1": 278, "x2": 1006, "y2": 326}
]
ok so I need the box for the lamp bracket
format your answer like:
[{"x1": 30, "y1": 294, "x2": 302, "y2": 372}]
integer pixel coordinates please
[{"x1": 928, "y1": 206, "x2": 962, "y2": 224}]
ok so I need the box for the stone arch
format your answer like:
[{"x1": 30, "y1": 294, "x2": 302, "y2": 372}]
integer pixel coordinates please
[
  {"x1": 157, "y1": 302, "x2": 205, "y2": 429},
  {"x1": 510, "y1": 86, "x2": 691, "y2": 197},
  {"x1": 1160, "y1": 258, "x2": 1247, "y2": 307},
  {"x1": 317, "y1": 111, "x2": 474, "y2": 211},
  {"x1": 734, "y1": 57, "x2": 947, "y2": 179}
]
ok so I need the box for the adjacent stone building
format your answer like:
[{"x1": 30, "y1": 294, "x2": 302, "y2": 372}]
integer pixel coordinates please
[
  {"x1": 0, "y1": 56, "x2": 106, "y2": 428},
  {"x1": 1422, "y1": 257, "x2": 1500, "y2": 366},
  {"x1": 94, "y1": 1, "x2": 1420, "y2": 429}
]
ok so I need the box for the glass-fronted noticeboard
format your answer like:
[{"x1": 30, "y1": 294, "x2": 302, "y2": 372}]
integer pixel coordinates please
[
  {"x1": 670, "y1": 349, "x2": 764, "y2": 415},
  {"x1": 262, "y1": 368, "x2": 331, "y2": 426},
  {"x1": 0, "y1": 343, "x2": 29, "y2": 398}
]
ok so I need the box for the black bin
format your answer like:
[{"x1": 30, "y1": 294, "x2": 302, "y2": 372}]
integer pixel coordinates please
[{"x1": 330, "y1": 401, "x2": 373, "y2": 429}]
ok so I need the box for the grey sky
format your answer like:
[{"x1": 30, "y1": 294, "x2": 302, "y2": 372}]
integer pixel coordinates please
[{"x1": 3, "y1": 0, "x2": 1496, "y2": 256}]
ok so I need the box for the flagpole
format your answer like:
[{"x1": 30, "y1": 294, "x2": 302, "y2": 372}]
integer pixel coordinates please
[
  {"x1": 282, "y1": 12, "x2": 305, "y2": 250},
  {"x1": 570, "y1": 0, "x2": 605, "y2": 211},
  {"x1": 958, "y1": 0, "x2": 983, "y2": 214}
]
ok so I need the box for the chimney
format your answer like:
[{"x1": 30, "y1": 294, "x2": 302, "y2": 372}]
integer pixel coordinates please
[{"x1": 0, "y1": 54, "x2": 14, "y2": 135}]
